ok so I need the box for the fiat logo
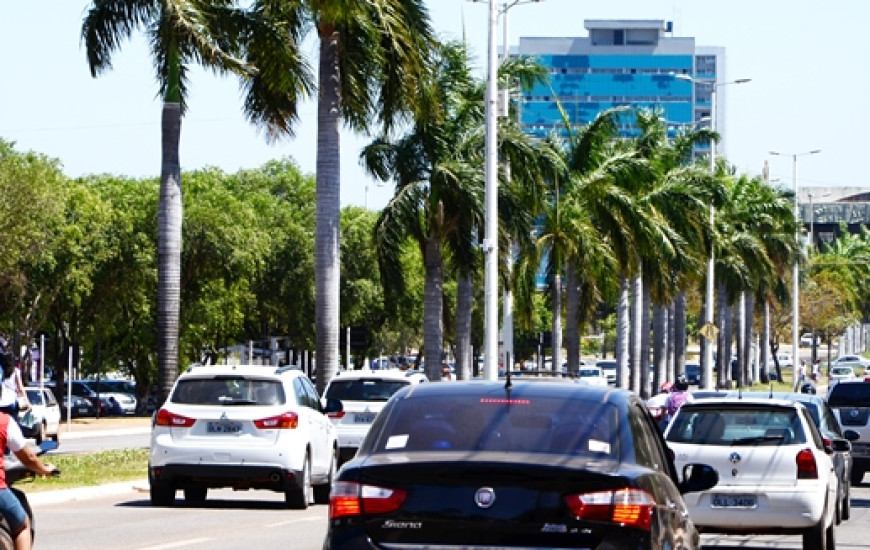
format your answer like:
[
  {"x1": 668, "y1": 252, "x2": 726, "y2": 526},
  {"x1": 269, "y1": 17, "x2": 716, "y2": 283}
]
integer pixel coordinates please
[
  {"x1": 474, "y1": 487, "x2": 496, "y2": 508},
  {"x1": 729, "y1": 452, "x2": 741, "y2": 464}
]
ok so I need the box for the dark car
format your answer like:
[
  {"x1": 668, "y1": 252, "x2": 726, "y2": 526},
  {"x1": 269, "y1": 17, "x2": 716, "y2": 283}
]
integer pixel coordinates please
[
  {"x1": 732, "y1": 391, "x2": 856, "y2": 523},
  {"x1": 826, "y1": 380, "x2": 870, "y2": 485},
  {"x1": 324, "y1": 380, "x2": 718, "y2": 550},
  {"x1": 684, "y1": 362, "x2": 701, "y2": 385},
  {"x1": 61, "y1": 394, "x2": 97, "y2": 419}
]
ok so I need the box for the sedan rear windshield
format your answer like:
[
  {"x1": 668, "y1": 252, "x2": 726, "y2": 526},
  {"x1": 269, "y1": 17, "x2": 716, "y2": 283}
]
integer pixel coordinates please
[
  {"x1": 368, "y1": 395, "x2": 620, "y2": 458},
  {"x1": 326, "y1": 379, "x2": 409, "y2": 401},
  {"x1": 667, "y1": 406, "x2": 807, "y2": 446},
  {"x1": 827, "y1": 383, "x2": 870, "y2": 407},
  {"x1": 171, "y1": 377, "x2": 285, "y2": 406}
]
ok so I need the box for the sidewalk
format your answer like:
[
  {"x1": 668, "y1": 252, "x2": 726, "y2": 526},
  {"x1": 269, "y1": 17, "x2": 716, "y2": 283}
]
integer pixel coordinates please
[{"x1": 56, "y1": 415, "x2": 151, "y2": 440}]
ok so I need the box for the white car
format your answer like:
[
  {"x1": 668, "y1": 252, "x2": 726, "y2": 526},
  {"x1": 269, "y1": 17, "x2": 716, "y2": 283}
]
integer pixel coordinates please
[
  {"x1": 323, "y1": 368, "x2": 427, "y2": 463},
  {"x1": 829, "y1": 365, "x2": 857, "y2": 385},
  {"x1": 665, "y1": 398, "x2": 840, "y2": 548},
  {"x1": 576, "y1": 365, "x2": 608, "y2": 386},
  {"x1": 86, "y1": 379, "x2": 138, "y2": 415},
  {"x1": 595, "y1": 359, "x2": 617, "y2": 384},
  {"x1": 767, "y1": 352, "x2": 793, "y2": 369},
  {"x1": 23, "y1": 386, "x2": 60, "y2": 444},
  {"x1": 149, "y1": 364, "x2": 339, "y2": 509},
  {"x1": 831, "y1": 355, "x2": 870, "y2": 370}
]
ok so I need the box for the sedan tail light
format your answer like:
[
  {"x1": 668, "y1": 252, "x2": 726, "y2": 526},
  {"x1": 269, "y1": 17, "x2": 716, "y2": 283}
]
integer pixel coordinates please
[
  {"x1": 155, "y1": 408, "x2": 196, "y2": 427},
  {"x1": 796, "y1": 448, "x2": 818, "y2": 479},
  {"x1": 564, "y1": 488, "x2": 654, "y2": 530},
  {"x1": 254, "y1": 412, "x2": 298, "y2": 429},
  {"x1": 329, "y1": 481, "x2": 407, "y2": 518}
]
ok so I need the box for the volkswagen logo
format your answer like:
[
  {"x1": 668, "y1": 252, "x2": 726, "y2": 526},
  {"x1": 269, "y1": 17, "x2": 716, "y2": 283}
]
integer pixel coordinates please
[
  {"x1": 851, "y1": 409, "x2": 860, "y2": 418},
  {"x1": 729, "y1": 452, "x2": 741, "y2": 464},
  {"x1": 474, "y1": 487, "x2": 496, "y2": 508}
]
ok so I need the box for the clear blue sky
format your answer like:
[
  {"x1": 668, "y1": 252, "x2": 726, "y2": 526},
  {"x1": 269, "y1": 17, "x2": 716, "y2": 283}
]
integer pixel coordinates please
[{"x1": 1, "y1": 1, "x2": 864, "y2": 210}]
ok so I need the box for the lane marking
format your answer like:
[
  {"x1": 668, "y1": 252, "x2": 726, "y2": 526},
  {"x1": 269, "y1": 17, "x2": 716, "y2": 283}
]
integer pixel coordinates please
[{"x1": 139, "y1": 538, "x2": 212, "y2": 549}]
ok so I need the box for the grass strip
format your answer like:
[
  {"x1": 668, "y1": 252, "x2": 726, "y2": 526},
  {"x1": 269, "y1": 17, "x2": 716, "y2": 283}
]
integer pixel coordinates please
[{"x1": 19, "y1": 448, "x2": 148, "y2": 492}]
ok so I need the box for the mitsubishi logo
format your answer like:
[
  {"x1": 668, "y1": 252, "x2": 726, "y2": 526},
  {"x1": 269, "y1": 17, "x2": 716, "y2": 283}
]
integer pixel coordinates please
[
  {"x1": 474, "y1": 487, "x2": 496, "y2": 508},
  {"x1": 729, "y1": 452, "x2": 741, "y2": 464},
  {"x1": 220, "y1": 412, "x2": 228, "y2": 420}
]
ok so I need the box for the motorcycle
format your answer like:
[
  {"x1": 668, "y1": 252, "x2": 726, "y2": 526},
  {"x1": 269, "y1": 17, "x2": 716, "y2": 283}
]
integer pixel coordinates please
[{"x1": 0, "y1": 440, "x2": 59, "y2": 549}]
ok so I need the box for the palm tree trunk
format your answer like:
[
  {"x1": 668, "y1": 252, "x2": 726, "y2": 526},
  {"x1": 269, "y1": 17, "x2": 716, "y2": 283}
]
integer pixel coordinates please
[
  {"x1": 314, "y1": 29, "x2": 342, "y2": 394},
  {"x1": 630, "y1": 273, "x2": 642, "y2": 395},
  {"x1": 760, "y1": 298, "x2": 771, "y2": 383},
  {"x1": 616, "y1": 275, "x2": 630, "y2": 389},
  {"x1": 674, "y1": 292, "x2": 687, "y2": 379},
  {"x1": 157, "y1": 101, "x2": 183, "y2": 405},
  {"x1": 455, "y1": 271, "x2": 473, "y2": 380},
  {"x1": 565, "y1": 260, "x2": 580, "y2": 375},
  {"x1": 639, "y1": 278, "x2": 651, "y2": 398},
  {"x1": 551, "y1": 273, "x2": 563, "y2": 374},
  {"x1": 743, "y1": 292, "x2": 755, "y2": 383},
  {"x1": 423, "y1": 236, "x2": 444, "y2": 381},
  {"x1": 652, "y1": 303, "x2": 667, "y2": 394},
  {"x1": 715, "y1": 282, "x2": 729, "y2": 387}
]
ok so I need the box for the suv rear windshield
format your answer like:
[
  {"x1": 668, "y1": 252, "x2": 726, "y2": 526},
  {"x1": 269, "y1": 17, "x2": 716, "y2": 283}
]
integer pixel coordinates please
[
  {"x1": 827, "y1": 382, "x2": 870, "y2": 407},
  {"x1": 667, "y1": 406, "x2": 807, "y2": 446},
  {"x1": 171, "y1": 376, "x2": 285, "y2": 406},
  {"x1": 325, "y1": 379, "x2": 409, "y2": 402}
]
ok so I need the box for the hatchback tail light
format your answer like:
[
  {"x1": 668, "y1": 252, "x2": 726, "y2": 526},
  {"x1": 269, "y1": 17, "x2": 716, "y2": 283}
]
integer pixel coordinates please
[
  {"x1": 564, "y1": 488, "x2": 654, "y2": 530},
  {"x1": 329, "y1": 481, "x2": 407, "y2": 518},
  {"x1": 155, "y1": 408, "x2": 196, "y2": 427},
  {"x1": 254, "y1": 412, "x2": 298, "y2": 429},
  {"x1": 796, "y1": 448, "x2": 818, "y2": 479}
]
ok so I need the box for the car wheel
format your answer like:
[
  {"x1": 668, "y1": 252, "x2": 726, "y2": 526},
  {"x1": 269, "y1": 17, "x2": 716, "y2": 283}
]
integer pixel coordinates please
[
  {"x1": 313, "y1": 449, "x2": 336, "y2": 505},
  {"x1": 33, "y1": 422, "x2": 44, "y2": 445},
  {"x1": 851, "y1": 467, "x2": 864, "y2": 486},
  {"x1": 285, "y1": 455, "x2": 311, "y2": 510},
  {"x1": 150, "y1": 481, "x2": 175, "y2": 507},
  {"x1": 802, "y1": 508, "x2": 832, "y2": 550},
  {"x1": 184, "y1": 487, "x2": 207, "y2": 505}
]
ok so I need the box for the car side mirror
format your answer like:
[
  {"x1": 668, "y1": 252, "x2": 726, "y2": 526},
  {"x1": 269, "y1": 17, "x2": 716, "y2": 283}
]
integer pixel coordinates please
[
  {"x1": 678, "y1": 463, "x2": 719, "y2": 494},
  {"x1": 324, "y1": 397, "x2": 343, "y2": 415},
  {"x1": 844, "y1": 429, "x2": 860, "y2": 441},
  {"x1": 831, "y1": 438, "x2": 851, "y2": 453}
]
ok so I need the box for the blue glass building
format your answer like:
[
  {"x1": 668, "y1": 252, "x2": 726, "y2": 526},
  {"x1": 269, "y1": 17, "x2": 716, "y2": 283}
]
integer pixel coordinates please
[{"x1": 516, "y1": 20, "x2": 727, "y2": 150}]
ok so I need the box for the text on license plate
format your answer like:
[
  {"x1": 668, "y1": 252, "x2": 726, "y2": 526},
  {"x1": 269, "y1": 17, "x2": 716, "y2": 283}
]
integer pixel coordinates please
[
  {"x1": 711, "y1": 494, "x2": 757, "y2": 508},
  {"x1": 354, "y1": 413, "x2": 376, "y2": 423},
  {"x1": 207, "y1": 421, "x2": 242, "y2": 434}
]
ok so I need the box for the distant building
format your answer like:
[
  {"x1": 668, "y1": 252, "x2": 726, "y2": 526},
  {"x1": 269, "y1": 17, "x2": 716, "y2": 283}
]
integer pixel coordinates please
[{"x1": 515, "y1": 19, "x2": 730, "y2": 155}]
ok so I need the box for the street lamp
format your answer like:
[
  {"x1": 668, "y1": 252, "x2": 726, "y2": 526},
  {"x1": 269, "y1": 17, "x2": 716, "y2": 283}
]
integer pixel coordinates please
[
  {"x1": 476, "y1": 0, "x2": 542, "y2": 381},
  {"x1": 674, "y1": 74, "x2": 751, "y2": 389},
  {"x1": 769, "y1": 149, "x2": 822, "y2": 389}
]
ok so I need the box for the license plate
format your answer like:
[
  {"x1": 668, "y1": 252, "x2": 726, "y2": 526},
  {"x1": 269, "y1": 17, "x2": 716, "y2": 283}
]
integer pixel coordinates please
[
  {"x1": 711, "y1": 494, "x2": 757, "y2": 508},
  {"x1": 77, "y1": 408, "x2": 88, "y2": 414},
  {"x1": 354, "y1": 412, "x2": 376, "y2": 424},
  {"x1": 207, "y1": 421, "x2": 242, "y2": 434}
]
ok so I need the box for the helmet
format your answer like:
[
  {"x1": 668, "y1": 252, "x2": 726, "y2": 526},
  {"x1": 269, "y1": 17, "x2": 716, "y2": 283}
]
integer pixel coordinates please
[
  {"x1": 660, "y1": 381, "x2": 673, "y2": 393},
  {"x1": 673, "y1": 375, "x2": 689, "y2": 391}
]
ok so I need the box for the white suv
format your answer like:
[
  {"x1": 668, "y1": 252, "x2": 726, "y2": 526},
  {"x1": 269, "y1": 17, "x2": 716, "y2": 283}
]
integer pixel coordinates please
[
  {"x1": 149, "y1": 364, "x2": 340, "y2": 509},
  {"x1": 324, "y1": 369, "x2": 427, "y2": 463}
]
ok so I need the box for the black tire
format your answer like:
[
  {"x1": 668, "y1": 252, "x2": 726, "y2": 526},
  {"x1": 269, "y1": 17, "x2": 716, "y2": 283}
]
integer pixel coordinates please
[
  {"x1": 285, "y1": 455, "x2": 311, "y2": 510},
  {"x1": 803, "y1": 508, "x2": 833, "y2": 550},
  {"x1": 183, "y1": 487, "x2": 207, "y2": 505},
  {"x1": 313, "y1": 449, "x2": 336, "y2": 505},
  {"x1": 33, "y1": 422, "x2": 44, "y2": 445},
  {"x1": 851, "y1": 468, "x2": 864, "y2": 486},
  {"x1": 150, "y1": 481, "x2": 175, "y2": 507}
]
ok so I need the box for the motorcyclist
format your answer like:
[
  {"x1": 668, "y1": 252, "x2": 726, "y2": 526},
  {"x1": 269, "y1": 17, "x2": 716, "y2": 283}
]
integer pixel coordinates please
[{"x1": 0, "y1": 410, "x2": 55, "y2": 549}]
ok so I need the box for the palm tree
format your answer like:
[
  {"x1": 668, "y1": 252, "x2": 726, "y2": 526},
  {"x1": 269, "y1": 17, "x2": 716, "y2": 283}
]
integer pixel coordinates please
[
  {"x1": 247, "y1": 0, "x2": 436, "y2": 393},
  {"x1": 82, "y1": 0, "x2": 262, "y2": 404}
]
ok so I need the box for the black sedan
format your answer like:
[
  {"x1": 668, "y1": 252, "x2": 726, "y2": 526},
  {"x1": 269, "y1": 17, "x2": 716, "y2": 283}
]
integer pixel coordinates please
[
  {"x1": 61, "y1": 394, "x2": 97, "y2": 419},
  {"x1": 324, "y1": 379, "x2": 718, "y2": 550}
]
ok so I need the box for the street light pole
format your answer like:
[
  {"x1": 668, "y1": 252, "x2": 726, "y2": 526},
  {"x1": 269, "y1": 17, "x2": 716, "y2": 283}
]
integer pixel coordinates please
[
  {"x1": 769, "y1": 149, "x2": 822, "y2": 389},
  {"x1": 675, "y1": 74, "x2": 750, "y2": 389}
]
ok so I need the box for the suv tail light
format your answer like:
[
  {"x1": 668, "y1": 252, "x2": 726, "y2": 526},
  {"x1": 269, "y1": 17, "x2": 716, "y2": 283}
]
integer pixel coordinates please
[
  {"x1": 564, "y1": 488, "x2": 654, "y2": 530},
  {"x1": 329, "y1": 481, "x2": 407, "y2": 518},
  {"x1": 254, "y1": 412, "x2": 299, "y2": 429},
  {"x1": 796, "y1": 448, "x2": 818, "y2": 479},
  {"x1": 155, "y1": 408, "x2": 196, "y2": 427},
  {"x1": 328, "y1": 411, "x2": 345, "y2": 419}
]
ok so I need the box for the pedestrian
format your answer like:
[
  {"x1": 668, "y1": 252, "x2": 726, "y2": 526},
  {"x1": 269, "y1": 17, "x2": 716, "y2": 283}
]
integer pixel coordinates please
[
  {"x1": 798, "y1": 360, "x2": 807, "y2": 383},
  {"x1": 441, "y1": 363, "x2": 453, "y2": 381},
  {"x1": 812, "y1": 359, "x2": 821, "y2": 382},
  {"x1": 0, "y1": 353, "x2": 28, "y2": 425},
  {"x1": 664, "y1": 376, "x2": 693, "y2": 424}
]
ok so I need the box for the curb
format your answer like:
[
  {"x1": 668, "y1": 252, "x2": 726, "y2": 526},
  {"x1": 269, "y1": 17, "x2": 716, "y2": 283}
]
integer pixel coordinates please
[
  {"x1": 27, "y1": 479, "x2": 149, "y2": 507},
  {"x1": 58, "y1": 427, "x2": 151, "y2": 440}
]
